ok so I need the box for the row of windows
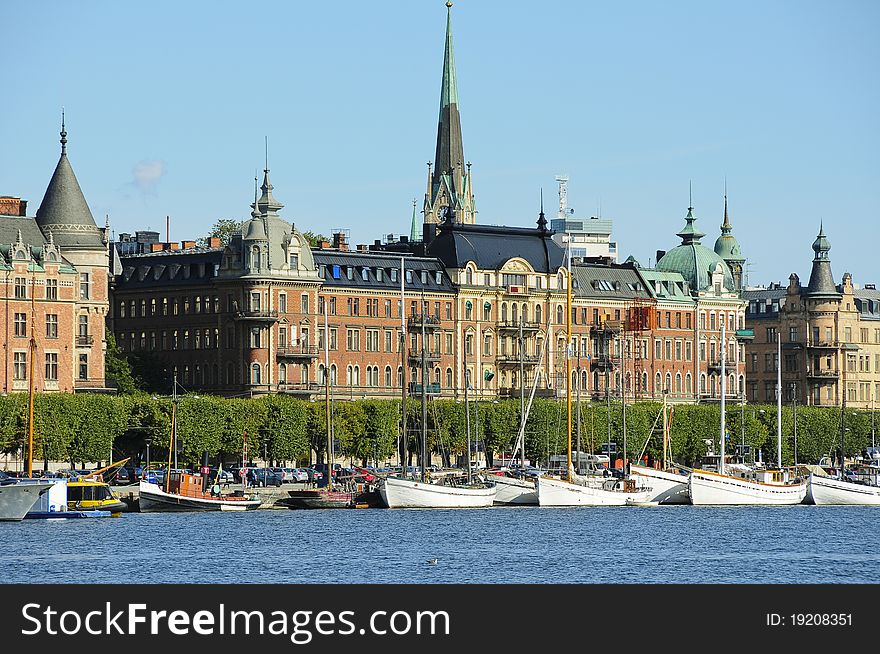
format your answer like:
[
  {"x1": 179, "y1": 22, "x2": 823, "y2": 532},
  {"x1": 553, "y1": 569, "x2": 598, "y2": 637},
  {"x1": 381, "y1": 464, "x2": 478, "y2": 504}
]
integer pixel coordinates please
[
  {"x1": 13, "y1": 313, "x2": 91, "y2": 338},
  {"x1": 320, "y1": 264, "x2": 444, "y2": 287},
  {"x1": 12, "y1": 351, "x2": 89, "y2": 381},
  {"x1": 11, "y1": 276, "x2": 84, "y2": 300}
]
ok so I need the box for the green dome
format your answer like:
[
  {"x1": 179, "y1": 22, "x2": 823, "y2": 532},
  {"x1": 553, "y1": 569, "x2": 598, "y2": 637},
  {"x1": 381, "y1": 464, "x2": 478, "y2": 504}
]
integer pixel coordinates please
[
  {"x1": 713, "y1": 197, "x2": 744, "y2": 263},
  {"x1": 657, "y1": 207, "x2": 734, "y2": 292}
]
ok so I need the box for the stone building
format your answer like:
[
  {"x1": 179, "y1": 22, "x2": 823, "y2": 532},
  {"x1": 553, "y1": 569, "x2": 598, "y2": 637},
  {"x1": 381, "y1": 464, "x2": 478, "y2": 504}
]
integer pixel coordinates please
[
  {"x1": 0, "y1": 121, "x2": 110, "y2": 393},
  {"x1": 744, "y1": 226, "x2": 880, "y2": 408}
]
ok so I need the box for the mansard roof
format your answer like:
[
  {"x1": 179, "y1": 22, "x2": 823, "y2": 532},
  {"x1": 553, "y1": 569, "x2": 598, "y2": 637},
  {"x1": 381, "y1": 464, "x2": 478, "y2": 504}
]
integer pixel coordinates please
[
  {"x1": 314, "y1": 250, "x2": 454, "y2": 293},
  {"x1": 427, "y1": 222, "x2": 565, "y2": 273}
]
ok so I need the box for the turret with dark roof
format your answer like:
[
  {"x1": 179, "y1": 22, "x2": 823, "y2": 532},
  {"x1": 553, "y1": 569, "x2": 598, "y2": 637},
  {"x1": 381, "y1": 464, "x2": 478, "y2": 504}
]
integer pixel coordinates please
[
  {"x1": 35, "y1": 116, "x2": 105, "y2": 250},
  {"x1": 806, "y1": 223, "x2": 840, "y2": 299}
]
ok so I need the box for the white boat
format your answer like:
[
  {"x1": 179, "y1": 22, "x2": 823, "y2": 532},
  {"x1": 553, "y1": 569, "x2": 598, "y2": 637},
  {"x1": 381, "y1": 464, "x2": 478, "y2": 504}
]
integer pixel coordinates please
[
  {"x1": 536, "y1": 474, "x2": 654, "y2": 507},
  {"x1": 807, "y1": 473, "x2": 880, "y2": 505},
  {"x1": 688, "y1": 467, "x2": 807, "y2": 505},
  {"x1": 379, "y1": 475, "x2": 496, "y2": 508},
  {"x1": 491, "y1": 474, "x2": 537, "y2": 505},
  {"x1": 139, "y1": 479, "x2": 261, "y2": 512},
  {"x1": 0, "y1": 477, "x2": 53, "y2": 521},
  {"x1": 628, "y1": 464, "x2": 690, "y2": 504}
]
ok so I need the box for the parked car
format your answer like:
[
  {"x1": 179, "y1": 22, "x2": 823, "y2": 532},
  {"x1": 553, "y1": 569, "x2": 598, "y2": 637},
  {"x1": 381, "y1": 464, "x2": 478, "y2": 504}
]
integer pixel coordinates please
[
  {"x1": 205, "y1": 467, "x2": 234, "y2": 484},
  {"x1": 248, "y1": 468, "x2": 283, "y2": 487},
  {"x1": 289, "y1": 468, "x2": 310, "y2": 483},
  {"x1": 109, "y1": 467, "x2": 131, "y2": 485}
]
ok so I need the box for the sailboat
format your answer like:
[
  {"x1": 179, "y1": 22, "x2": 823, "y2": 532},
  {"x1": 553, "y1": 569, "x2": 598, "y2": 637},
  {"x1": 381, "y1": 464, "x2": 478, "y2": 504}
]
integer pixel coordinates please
[
  {"x1": 629, "y1": 393, "x2": 691, "y2": 504},
  {"x1": 688, "y1": 327, "x2": 807, "y2": 505},
  {"x1": 807, "y1": 362, "x2": 880, "y2": 504},
  {"x1": 139, "y1": 376, "x2": 261, "y2": 512},
  {"x1": 283, "y1": 297, "x2": 354, "y2": 509},
  {"x1": 535, "y1": 266, "x2": 654, "y2": 507},
  {"x1": 379, "y1": 257, "x2": 496, "y2": 509}
]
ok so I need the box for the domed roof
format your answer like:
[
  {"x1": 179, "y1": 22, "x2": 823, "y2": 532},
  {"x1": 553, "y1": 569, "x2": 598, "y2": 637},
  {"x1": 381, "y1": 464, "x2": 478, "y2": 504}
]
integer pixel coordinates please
[{"x1": 656, "y1": 207, "x2": 734, "y2": 292}]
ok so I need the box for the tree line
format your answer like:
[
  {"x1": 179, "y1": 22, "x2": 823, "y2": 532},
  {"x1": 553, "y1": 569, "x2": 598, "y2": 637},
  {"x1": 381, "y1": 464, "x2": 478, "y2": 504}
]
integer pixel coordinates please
[{"x1": 0, "y1": 392, "x2": 875, "y2": 471}]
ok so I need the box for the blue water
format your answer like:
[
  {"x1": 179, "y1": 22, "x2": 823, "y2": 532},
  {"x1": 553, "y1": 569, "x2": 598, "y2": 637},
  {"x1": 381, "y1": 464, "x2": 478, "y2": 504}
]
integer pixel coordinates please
[{"x1": 3, "y1": 506, "x2": 877, "y2": 584}]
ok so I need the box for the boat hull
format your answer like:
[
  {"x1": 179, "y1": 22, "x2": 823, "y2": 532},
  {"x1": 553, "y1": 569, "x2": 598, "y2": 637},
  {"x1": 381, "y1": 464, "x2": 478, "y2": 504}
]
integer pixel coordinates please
[
  {"x1": 491, "y1": 475, "x2": 538, "y2": 505},
  {"x1": 629, "y1": 465, "x2": 691, "y2": 504},
  {"x1": 807, "y1": 474, "x2": 880, "y2": 505},
  {"x1": 0, "y1": 482, "x2": 53, "y2": 521},
  {"x1": 379, "y1": 476, "x2": 496, "y2": 508},
  {"x1": 138, "y1": 481, "x2": 261, "y2": 512},
  {"x1": 689, "y1": 470, "x2": 807, "y2": 505},
  {"x1": 536, "y1": 475, "x2": 654, "y2": 506},
  {"x1": 283, "y1": 489, "x2": 354, "y2": 509}
]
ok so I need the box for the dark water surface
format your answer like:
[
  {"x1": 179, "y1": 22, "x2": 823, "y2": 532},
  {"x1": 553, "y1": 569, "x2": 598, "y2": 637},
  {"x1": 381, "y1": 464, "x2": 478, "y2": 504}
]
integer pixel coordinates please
[{"x1": 3, "y1": 505, "x2": 877, "y2": 584}]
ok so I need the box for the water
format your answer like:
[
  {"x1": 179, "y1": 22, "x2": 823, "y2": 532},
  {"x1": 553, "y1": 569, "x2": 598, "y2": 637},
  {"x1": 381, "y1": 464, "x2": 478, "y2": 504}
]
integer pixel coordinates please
[{"x1": 3, "y1": 505, "x2": 878, "y2": 584}]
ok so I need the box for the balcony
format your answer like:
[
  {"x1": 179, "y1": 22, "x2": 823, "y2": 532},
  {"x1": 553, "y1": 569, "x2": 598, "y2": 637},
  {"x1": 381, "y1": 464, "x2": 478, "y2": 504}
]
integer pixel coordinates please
[
  {"x1": 408, "y1": 382, "x2": 441, "y2": 396},
  {"x1": 407, "y1": 349, "x2": 441, "y2": 364},
  {"x1": 807, "y1": 368, "x2": 839, "y2": 380},
  {"x1": 782, "y1": 341, "x2": 804, "y2": 350},
  {"x1": 807, "y1": 341, "x2": 838, "y2": 349},
  {"x1": 589, "y1": 355, "x2": 616, "y2": 372},
  {"x1": 234, "y1": 309, "x2": 279, "y2": 322},
  {"x1": 590, "y1": 322, "x2": 623, "y2": 336},
  {"x1": 505, "y1": 284, "x2": 529, "y2": 296},
  {"x1": 407, "y1": 314, "x2": 441, "y2": 332},
  {"x1": 276, "y1": 344, "x2": 320, "y2": 359},
  {"x1": 75, "y1": 335, "x2": 94, "y2": 347},
  {"x1": 498, "y1": 320, "x2": 540, "y2": 332},
  {"x1": 278, "y1": 382, "x2": 322, "y2": 395},
  {"x1": 496, "y1": 354, "x2": 540, "y2": 366}
]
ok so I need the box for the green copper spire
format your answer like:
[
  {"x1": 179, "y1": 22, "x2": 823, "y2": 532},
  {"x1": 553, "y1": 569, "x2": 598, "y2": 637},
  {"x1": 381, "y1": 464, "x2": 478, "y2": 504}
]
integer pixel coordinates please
[
  {"x1": 676, "y1": 206, "x2": 705, "y2": 245},
  {"x1": 432, "y1": 1, "x2": 465, "y2": 200},
  {"x1": 410, "y1": 199, "x2": 420, "y2": 242}
]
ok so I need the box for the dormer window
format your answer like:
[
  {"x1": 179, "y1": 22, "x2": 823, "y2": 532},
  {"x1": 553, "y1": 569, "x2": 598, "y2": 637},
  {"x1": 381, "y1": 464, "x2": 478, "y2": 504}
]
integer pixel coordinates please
[
  {"x1": 289, "y1": 253, "x2": 299, "y2": 269},
  {"x1": 377, "y1": 268, "x2": 384, "y2": 282},
  {"x1": 435, "y1": 271, "x2": 442, "y2": 285},
  {"x1": 406, "y1": 270, "x2": 413, "y2": 284},
  {"x1": 362, "y1": 268, "x2": 370, "y2": 281},
  {"x1": 421, "y1": 271, "x2": 428, "y2": 284},
  {"x1": 391, "y1": 269, "x2": 398, "y2": 282},
  {"x1": 347, "y1": 266, "x2": 353, "y2": 280}
]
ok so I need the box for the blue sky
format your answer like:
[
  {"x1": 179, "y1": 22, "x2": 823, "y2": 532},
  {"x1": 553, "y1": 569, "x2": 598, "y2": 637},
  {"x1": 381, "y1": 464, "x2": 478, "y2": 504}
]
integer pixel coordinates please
[{"x1": 2, "y1": 1, "x2": 878, "y2": 287}]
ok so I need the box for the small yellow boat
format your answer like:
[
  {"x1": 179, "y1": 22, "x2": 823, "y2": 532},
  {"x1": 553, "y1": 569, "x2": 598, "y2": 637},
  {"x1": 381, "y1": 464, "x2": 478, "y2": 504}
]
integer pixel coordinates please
[{"x1": 66, "y1": 479, "x2": 127, "y2": 515}]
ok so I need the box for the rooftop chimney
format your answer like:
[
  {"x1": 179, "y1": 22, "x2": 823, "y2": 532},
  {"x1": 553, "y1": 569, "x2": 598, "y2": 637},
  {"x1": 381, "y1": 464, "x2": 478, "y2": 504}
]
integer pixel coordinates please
[
  {"x1": 655, "y1": 250, "x2": 666, "y2": 263},
  {"x1": 0, "y1": 196, "x2": 27, "y2": 216},
  {"x1": 332, "y1": 231, "x2": 349, "y2": 251}
]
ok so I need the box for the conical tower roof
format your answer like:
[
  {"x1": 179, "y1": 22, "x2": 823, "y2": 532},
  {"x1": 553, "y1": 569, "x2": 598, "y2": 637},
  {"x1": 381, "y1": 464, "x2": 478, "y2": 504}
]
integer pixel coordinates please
[
  {"x1": 35, "y1": 116, "x2": 104, "y2": 250},
  {"x1": 806, "y1": 222, "x2": 840, "y2": 298},
  {"x1": 713, "y1": 195, "x2": 745, "y2": 262}
]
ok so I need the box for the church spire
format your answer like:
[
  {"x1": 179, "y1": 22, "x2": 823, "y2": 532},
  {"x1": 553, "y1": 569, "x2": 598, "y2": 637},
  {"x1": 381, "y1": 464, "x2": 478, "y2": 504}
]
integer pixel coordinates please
[
  {"x1": 410, "y1": 199, "x2": 420, "y2": 242},
  {"x1": 424, "y1": 1, "x2": 474, "y2": 226}
]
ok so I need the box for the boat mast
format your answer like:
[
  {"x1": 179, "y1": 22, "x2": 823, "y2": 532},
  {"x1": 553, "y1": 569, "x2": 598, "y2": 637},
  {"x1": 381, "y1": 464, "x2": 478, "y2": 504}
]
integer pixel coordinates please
[
  {"x1": 565, "y1": 266, "x2": 573, "y2": 481},
  {"x1": 776, "y1": 332, "x2": 782, "y2": 469},
  {"x1": 662, "y1": 390, "x2": 668, "y2": 470},
  {"x1": 400, "y1": 256, "x2": 407, "y2": 474},
  {"x1": 464, "y1": 367, "x2": 472, "y2": 484},
  {"x1": 26, "y1": 273, "x2": 36, "y2": 478},
  {"x1": 324, "y1": 296, "x2": 333, "y2": 492},
  {"x1": 420, "y1": 301, "x2": 428, "y2": 483},
  {"x1": 622, "y1": 333, "x2": 627, "y2": 475},
  {"x1": 720, "y1": 320, "x2": 726, "y2": 476},
  {"x1": 166, "y1": 373, "x2": 177, "y2": 493},
  {"x1": 575, "y1": 356, "x2": 581, "y2": 474},
  {"x1": 519, "y1": 317, "x2": 525, "y2": 470}
]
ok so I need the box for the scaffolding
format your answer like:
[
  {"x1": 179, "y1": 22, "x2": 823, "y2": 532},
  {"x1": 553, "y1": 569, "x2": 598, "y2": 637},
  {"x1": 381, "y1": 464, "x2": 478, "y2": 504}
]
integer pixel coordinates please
[{"x1": 626, "y1": 298, "x2": 654, "y2": 399}]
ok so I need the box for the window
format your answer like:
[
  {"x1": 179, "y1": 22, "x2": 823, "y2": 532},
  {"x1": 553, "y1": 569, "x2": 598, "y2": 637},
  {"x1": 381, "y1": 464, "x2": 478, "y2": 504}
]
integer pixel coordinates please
[
  {"x1": 250, "y1": 327, "x2": 261, "y2": 348},
  {"x1": 766, "y1": 327, "x2": 778, "y2": 343},
  {"x1": 78, "y1": 353, "x2": 88, "y2": 380},
  {"x1": 79, "y1": 273, "x2": 90, "y2": 300},
  {"x1": 329, "y1": 298, "x2": 337, "y2": 315},
  {"x1": 279, "y1": 363, "x2": 287, "y2": 384},
  {"x1": 384, "y1": 330, "x2": 392, "y2": 352},
  {"x1": 366, "y1": 330, "x2": 379, "y2": 352},
  {"x1": 465, "y1": 301, "x2": 473, "y2": 321},
  {"x1": 45, "y1": 353, "x2": 58, "y2": 381},
  {"x1": 483, "y1": 333, "x2": 492, "y2": 356},
  {"x1": 78, "y1": 315, "x2": 89, "y2": 337},
  {"x1": 279, "y1": 327, "x2": 288, "y2": 348},
  {"x1": 483, "y1": 302, "x2": 491, "y2": 321},
  {"x1": 789, "y1": 326, "x2": 799, "y2": 342},
  {"x1": 279, "y1": 293, "x2": 287, "y2": 313},
  {"x1": 250, "y1": 292, "x2": 261, "y2": 312},
  {"x1": 290, "y1": 253, "x2": 299, "y2": 269},
  {"x1": 385, "y1": 366, "x2": 392, "y2": 387},
  {"x1": 46, "y1": 279, "x2": 58, "y2": 300},
  {"x1": 405, "y1": 269, "x2": 413, "y2": 284},
  {"x1": 445, "y1": 333, "x2": 453, "y2": 354},
  {"x1": 252, "y1": 363, "x2": 262, "y2": 385},
  {"x1": 14, "y1": 277, "x2": 26, "y2": 299},
  {"x1": 445, "y1": 303, "x2": 452, "y2": 320},
  {"x1": 347, "y1": 328, "x2": 360, "y2": 351},
  {"x1": 14, "y1": 352, "x2": 26, "y2": 380},
  {"x1": 391, "y1": 269, "x2": 398, "y2": 283},
  {"x1": 465, "y1": 333, "x2": 473, "y2": 356},
  {"x1": 301, "y1": 294, "x2": 309, "y2": 314},
  {"x1": 46, "y1": 314, "x2": 58, "y2": 338},
  {"x1": 329, "y1": 328, "x2": 338, "y2": 350},
  {"x1": 14, "y1": 313, "x2": 26, "y2": 337}
]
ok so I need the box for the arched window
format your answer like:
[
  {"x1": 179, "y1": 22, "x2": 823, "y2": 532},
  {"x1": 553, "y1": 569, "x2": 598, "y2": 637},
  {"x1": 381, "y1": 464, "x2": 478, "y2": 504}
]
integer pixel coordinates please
[
  {"x1": 556, "y1": 305, "x2": 564, "y2": 325},
  {"x1": 346, "y1": 365, "x2": 353, "y2": 385},
  {"x1": 665, "y1": 372, "x2": 672, "y2": 394},
  {"x1": 656, "y1": 372, "x2": 662, "y2": 393},
  {"x1": 397, "y1": 366, "x2": 403, "y2": 387},
  {"x1": 319, "y1": 364, "x2": 326, "y2": 384},
  {"x1": 581, "y1": 370, "x2": 588, "y2": 389},
  {"x1": 279, "y1": 363, "x2": 287, "y2": 384},
  {"x1": 535, "y1": 304, "x2": 542, "y2": 324},
  {"x1": 353, "y1": 365, "x2": 360, "y2": 386},
  {"x1": 252, "y1": 245, "x2": 261, "y2": 269},
  {"x1": 385, "y1": 366, "x2": 392, "y2": 387},
  {"x1": 512, "y1": 304, "x2": 519, "y2": 323},
  {"x1": 739, "y1": 374, "x2": 745, "y2": 395},
  {"x1": 330, "y1": 364, "x2": 337, "y2": 385},
  {"x1": 434, "y1": 368, "x2": 441, "y2": 385},
  {"x1": 700, "y1": 373, "x2": 707, "y2": 394},
  {"x1": 501, "y1": 303, "x2": 508, "y2": 322},
  {"x1": 465, "y1": 301, "x2": 473, "y2": 320},
  {"x1": 446, "y1": 368, "x2": 453, "y2": 389},
  {"x1": 686, "y1": 373, "x2": 693, "y2": 395},
  {"x1": 676, "y1": 373, "x2": 682, "y2": 394},
  {"x1": 465, "y1": 268, "x2": 473, "y2": 285},
  {"x1": 522, "y1": 303, "x2": 528, "y2": 322},
  {"x1": 251, "y1": 363, "x2": 261, "y2": 385}
]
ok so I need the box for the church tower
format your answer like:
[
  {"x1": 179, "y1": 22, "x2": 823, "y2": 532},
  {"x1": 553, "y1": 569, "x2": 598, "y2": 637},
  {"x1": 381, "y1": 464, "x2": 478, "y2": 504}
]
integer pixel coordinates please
[{"x1": 423, "y1": 1, "x2": 476, "y2": 228}]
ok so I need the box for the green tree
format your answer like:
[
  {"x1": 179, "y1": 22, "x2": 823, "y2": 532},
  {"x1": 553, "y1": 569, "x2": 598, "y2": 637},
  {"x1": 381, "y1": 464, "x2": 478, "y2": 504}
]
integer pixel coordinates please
[
  {"x1": 302, "y1": 230, "x2": 330, "y2": 247},
  {"x1": 202, "y1": 218, "x2": 242, "y2": 246},
  {"x1": 105, "y1": 329, "x2": 139, "y2": 394}
]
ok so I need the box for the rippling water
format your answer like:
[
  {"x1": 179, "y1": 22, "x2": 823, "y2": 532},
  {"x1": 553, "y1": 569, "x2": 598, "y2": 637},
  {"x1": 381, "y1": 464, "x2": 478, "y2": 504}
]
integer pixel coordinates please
[{"x1": 3, "y1": 506, "x2": 877, "y2": 584}]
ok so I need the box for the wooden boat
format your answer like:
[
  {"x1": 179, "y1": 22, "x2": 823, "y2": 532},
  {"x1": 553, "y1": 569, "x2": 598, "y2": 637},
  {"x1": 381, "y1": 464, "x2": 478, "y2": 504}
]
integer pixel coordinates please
[
  {"x1": 807, "y1": 471, "x2": 880, "y2": 505},
  {"x1": 139, "y1": 473, "x2": 261, "y2": 512},
  {"x1": 281, "y1": 488, "x2": 354, "y2": 509},
  {"x1": 380, "y1": 474, "x2": 496, "y2": 508}
]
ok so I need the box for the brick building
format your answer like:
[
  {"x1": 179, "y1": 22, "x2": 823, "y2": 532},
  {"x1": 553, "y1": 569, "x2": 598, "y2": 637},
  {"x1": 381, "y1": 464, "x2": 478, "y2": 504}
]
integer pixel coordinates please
[
  {"x1": 0, "y1": 120, "x2": 110, "y2": 394},
  {"x1": 744, "y1": 226, "x2": 880, "y2": 408}
]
